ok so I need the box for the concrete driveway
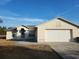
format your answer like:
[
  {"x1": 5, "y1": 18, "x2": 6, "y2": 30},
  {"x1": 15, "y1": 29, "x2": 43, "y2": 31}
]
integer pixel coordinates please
[{"x1": 48, "y1": 42, "x2": 79, "y2": 59}]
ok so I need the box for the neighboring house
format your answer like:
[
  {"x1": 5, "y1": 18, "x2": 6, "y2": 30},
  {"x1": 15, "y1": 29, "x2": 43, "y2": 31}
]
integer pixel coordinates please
[
  {"x1": 37, "y1": 17, "x2": 79, "y2": 42},
  {"x1": 6, "y1": 25, "x2": 37, "y2": 42},
  {"x1": 6, "y1": 17, "x2": 79, "y2": 42}
]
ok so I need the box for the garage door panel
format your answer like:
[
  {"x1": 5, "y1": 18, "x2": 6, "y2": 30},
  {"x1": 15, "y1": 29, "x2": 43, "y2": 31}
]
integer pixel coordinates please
[{"x1": 45, "y1": 30, "x2": 71, "y2": 42}]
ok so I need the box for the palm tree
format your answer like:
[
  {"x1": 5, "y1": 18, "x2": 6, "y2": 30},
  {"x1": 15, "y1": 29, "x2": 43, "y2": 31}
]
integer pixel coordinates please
[{"x1": 20, "y1": 28, "x2": 25, "y2": 38}]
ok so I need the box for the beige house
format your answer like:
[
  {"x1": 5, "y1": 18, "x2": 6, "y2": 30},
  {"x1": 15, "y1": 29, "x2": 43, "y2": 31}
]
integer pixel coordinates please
[
  {"x1": 37, "y1": 17, "x2": 79, "y2": 42},
  {"x1": 6, "y1": 17, "x2": 79, "y2": 42}
]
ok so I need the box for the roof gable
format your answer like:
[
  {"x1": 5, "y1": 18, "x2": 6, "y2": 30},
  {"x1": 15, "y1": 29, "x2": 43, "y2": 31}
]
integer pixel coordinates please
[
  {"x1": 57, "y1": 18, "x2": 79, "y2": 28},
  {"x1": 37, "y1": 17, "x2": 79, "y2": 28}
]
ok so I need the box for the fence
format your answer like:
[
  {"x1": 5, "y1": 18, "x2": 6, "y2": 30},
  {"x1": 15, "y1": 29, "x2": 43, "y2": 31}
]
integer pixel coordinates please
[{"x1": 0, "y1": 35, "x2": 6, "y2": 39}]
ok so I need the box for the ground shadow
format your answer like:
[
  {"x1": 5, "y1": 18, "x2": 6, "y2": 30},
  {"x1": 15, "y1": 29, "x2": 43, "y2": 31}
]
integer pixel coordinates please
[
  {"x1": 0, "y1": 45, "x2": 62, "y2": 59},
  {"x1": 70, "y1": 37, "x2": 79, "y2": 43}
]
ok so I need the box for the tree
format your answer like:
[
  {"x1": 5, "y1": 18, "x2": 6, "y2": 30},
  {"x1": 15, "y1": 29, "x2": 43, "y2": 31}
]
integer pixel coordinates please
[
  {"x1": 0, "y1": 18, "x2": 5, "y2": 35},
  {"x1": 0, "y1": 26, "x2": 6, "y2": 35},
  {"x1": 20, "y1": 28, "x2": 25, "y2": 38}
]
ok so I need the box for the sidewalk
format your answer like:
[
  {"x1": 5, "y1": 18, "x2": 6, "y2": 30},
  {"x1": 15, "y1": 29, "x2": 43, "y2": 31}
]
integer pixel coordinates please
[{"x1": 48, "y1": 42, "x2": 79, "y2": 59}]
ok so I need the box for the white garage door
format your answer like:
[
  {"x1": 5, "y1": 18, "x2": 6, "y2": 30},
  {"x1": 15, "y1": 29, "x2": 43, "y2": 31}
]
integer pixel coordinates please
[{"x1": 45, "y1": 29, "x2": 71, "y2": 42}]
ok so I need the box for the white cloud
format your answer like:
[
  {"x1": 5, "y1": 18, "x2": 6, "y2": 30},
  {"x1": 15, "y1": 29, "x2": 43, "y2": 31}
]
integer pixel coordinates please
[
  {"x1": 0, "y1": 0, "x2": 12, "y2": 5},
  {"x1": 0, "y1": 16, "x2": 45, "y2": 27},
  {"x1": 23, "y1": 18, "x2": 44, "y2": 22},
  {"x1": 0, "y1": 16, "x2": 45, "y2": 22}
]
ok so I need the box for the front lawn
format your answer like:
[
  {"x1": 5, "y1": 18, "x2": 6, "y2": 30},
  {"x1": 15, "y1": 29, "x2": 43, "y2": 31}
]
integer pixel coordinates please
[{"x1": 0, "y1": 40, "x2": 62, "y2": 59}]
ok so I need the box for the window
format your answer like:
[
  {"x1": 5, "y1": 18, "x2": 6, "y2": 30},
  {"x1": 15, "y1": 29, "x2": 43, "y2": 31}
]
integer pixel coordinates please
[
  {"x1": 12, "y1": 33, "x2": 16, "y2": 38},
  {"x1": 29, "y1": 33, "x2": 35, "y2": 37}
]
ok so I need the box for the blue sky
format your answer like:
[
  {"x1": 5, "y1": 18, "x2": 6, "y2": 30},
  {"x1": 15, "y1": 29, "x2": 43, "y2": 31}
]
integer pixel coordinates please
[{"x1": 0, "y1": 0, "x2": 79, "y2": 27}]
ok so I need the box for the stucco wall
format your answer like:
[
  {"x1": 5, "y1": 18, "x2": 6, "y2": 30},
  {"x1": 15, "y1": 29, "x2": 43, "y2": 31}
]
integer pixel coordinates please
[
  {"x1": 37, "y1": 18, "x2": 79, "y2": 42},
  {"x1": 16, "y1": 26, "x2": 29, "y2": 39},
  {"x1": 6, "y1": 26, "x2": 29, "y2": 40},
  {"x1": 6, "y1": 31, "x2": 13, "y2": 40}
]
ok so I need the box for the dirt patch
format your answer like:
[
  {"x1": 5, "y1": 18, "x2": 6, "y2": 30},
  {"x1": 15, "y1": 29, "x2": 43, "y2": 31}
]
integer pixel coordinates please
[
  {"x1": 0, "y1": 40, "x2": 62, "y2": 59},
  {"x1": 0, "y1": 39, "x2": 15, "y2": 46}
]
